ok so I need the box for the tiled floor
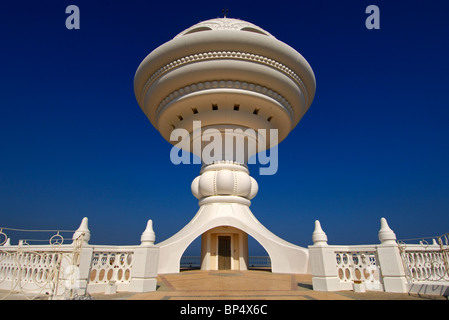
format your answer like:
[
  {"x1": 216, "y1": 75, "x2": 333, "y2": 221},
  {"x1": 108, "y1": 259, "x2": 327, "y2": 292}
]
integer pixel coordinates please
[
  {"x1": 90, "y1": 269, "x2": 446, "y2": 300},
  {"x1": 1, "y1": 269, "x2": 445, "y2": 300}
]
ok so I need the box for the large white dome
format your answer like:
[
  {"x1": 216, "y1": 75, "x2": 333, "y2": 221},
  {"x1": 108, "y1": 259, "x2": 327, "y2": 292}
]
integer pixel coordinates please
[
  {"x1": 134, "y1": 17, "x2": 316, "y2": 156},
  {"x1": 174, "y1": 18, "x2": 275, "y2": 39}
]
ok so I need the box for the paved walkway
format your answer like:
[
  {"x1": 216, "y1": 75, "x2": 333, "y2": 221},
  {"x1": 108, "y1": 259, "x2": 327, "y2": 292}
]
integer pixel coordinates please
[
  {"x1": 89, "y1": 269, "x2": 445, "y2": 300},
  {"x1": 1, "y1": 269, "x2": 445, "y2": 300}
]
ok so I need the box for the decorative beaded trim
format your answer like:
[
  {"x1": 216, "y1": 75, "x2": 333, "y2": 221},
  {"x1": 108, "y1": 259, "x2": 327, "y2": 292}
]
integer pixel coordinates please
[
  {"x1": 156, "y1": 80, "x2": 296, "y2": 119},
  {"x1": 233, "y1": 170, "x2": 238, "y2": 195},
  {"x1": 213, "y1": 170, "x2": 218, "y2": 195},
  {"x1": 140, "y1": 51, "x2": 309, "y2": 105}
]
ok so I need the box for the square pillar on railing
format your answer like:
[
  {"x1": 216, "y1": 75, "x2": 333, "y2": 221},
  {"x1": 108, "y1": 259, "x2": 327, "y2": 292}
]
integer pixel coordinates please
[
  {"x1": 308, "y1": 221, "x2": 341, "y2": 291},
  {"x1": 308, "y1": 245, "x2": 341, "y2": 291},
  {"x1": 129, "y1": 246, "x2": 160, "y2": 292},
  {"x1": 376, "y1": 244, "x2": 408, "y2": 293},
  {"x1": 59, "y1": 245, "x2": 94, "y2": 297},
  {"x1": 377, "y1": 218, "x2": 408, "y2": 293}
]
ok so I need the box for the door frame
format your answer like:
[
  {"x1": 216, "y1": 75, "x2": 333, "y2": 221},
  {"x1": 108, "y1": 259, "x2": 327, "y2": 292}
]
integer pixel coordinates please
[{"x1": 217, "y1": 234, "x2": 233, "y2": 270}]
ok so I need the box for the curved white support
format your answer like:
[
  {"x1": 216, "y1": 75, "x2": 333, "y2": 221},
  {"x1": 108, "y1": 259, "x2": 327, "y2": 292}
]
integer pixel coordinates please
[{"x1": 157, "y1": 164, "x2": 309, "y2": 274}]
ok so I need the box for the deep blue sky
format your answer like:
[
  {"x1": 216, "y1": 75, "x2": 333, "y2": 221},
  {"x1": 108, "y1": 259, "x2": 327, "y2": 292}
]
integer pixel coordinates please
[{"x1": 1, "y1": 1, "x2": 448, "y2": 254}]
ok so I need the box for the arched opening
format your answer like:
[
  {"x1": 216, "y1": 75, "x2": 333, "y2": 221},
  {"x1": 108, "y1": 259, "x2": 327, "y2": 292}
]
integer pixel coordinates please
[
  {"x1": 157, "y1": 206, "x2": 309, "y2": 274},
  {"x1": 180, "y1": 236, "x2": 201, "y2": 270},
  {"x1": 248, "y1": 235, "x2": 271, "y2": 271}
]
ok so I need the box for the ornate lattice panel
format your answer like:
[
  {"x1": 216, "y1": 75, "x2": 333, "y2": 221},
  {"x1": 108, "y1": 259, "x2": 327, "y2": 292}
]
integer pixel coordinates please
[
  {"x1": 401, "y1": 251, "x2": 448, "y2": 282},
  {"x1": 0, "y1": 251, "x2": 62, "y2": 287},
  {"x1": 89, "y1": 252, "x2": 133, "y2": 285},
  {"x1": 335, "y1": 251, "x2": 382, "y2": 289},
  {"x1": 399, "y1": 234, "x2": 449, "y2": 283}
]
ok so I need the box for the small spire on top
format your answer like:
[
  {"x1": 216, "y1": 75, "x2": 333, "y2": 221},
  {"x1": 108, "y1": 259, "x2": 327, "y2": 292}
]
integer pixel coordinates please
[{"x1": 222, "y1": 8, "x2": 229, "y2": 18}]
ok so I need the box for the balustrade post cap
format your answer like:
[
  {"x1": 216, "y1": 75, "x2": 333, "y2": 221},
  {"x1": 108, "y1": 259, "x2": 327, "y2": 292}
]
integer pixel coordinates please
[
  {"x1": 378, "y1": 217, "x2": 397, "y2": 244},
  {"x1": 141, "y1": 219, "x2": 156, "y2": 245},
  {"x1": 312, "y1": 220, "x2": 328, "y2": 246},
  {"x1": 73, "y1": 217, "x2": 91, "y2": 244}
]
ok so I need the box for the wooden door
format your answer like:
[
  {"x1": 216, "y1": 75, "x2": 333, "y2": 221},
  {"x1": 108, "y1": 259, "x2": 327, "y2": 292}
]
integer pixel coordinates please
[{"x1": 218, "y1": 236, "x2": 231, "y2": 270}]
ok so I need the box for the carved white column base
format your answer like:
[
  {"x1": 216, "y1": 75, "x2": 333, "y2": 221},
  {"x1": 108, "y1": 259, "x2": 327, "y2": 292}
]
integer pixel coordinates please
[{"x1": 157, "y1": 162, "x2": 309, "y2": 274}]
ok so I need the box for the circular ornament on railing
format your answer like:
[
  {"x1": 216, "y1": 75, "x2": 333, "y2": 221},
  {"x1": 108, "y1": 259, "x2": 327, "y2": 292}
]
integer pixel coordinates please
[
  {"x1": 0, "y1": 231, "x2": 7, "y2": 246},
  {"x1": 50, "y1": 233, "x2": 64, "y2": 248}
]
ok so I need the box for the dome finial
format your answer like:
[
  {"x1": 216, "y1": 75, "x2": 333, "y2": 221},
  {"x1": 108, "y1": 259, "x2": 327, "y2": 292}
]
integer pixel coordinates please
[{"x1": 222, "y1": 8, "x2": 229, "y2": 18}]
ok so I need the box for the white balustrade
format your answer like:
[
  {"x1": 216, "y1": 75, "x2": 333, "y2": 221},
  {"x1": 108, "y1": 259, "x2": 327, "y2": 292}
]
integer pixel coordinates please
[
  {"x1": 0, "y1": 218, "x2": 160, "y2": 299},
  {"x1": 87, "y1": 248, "x2": 136, "y2": 293},
  {"x1": 399, "y1": 239, "x2": 449, "y2": 283},
  {"x1": 0, "y1": 244, "x2": 81, "y2": 298},
  {"x1": 335, "y1": 250, "x2": 381, "y2": 287},
  {"x1": 309, "y1": 219, "x2": 448, "y2": 295}
]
